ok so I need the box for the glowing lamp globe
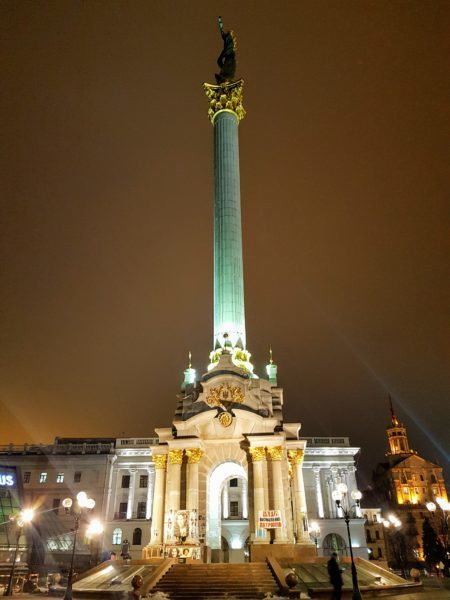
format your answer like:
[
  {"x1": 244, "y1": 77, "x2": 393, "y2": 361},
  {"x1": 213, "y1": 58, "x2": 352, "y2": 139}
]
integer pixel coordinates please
[
  {"x1": 337, "y1": 483, "x2": 348, "y2": 495},
  {"x1": 351, "y1": 490, "x2": 362, "y2": 501},
  {"x1": 62, "y1": 498, "x2": 73, "y2": 509},
  {"x1": 86, "y1": 498, "x2": 96, "y2": 510},
  {"x1": 332, "y1": 490, "x2": 342, "y2": 502},
  {"x1": 76, "y1": 491, "x2": 88, "y2": 507},
  {"x1": 21, "y1": 508, "x2": 34, "y2": 523},
  {"x1": 426, "y1": 502, "x2": 436, "y2": 512}
]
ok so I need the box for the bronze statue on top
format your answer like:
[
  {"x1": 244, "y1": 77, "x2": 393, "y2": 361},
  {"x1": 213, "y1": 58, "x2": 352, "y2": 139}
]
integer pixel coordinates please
[{"x1": 215, "y1": 16, "x2": 237, "y2": 84}]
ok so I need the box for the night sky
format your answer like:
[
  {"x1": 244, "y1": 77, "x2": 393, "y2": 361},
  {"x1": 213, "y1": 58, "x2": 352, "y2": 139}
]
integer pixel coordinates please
[{"x1": 2, "y1": 1, "x2": 449, "y2": 487}]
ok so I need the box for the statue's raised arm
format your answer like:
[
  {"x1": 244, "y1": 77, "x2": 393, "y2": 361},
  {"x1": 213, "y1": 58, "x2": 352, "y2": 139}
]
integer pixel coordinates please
[{"x1": 215, "y1": 16, "x2": 237, "y2": 84}]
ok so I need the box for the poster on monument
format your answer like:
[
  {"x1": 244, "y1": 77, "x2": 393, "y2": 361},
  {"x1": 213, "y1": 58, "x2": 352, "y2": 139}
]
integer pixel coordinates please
[{"x1": 258, "y1": 510, "x2": 282, "y2": 529}]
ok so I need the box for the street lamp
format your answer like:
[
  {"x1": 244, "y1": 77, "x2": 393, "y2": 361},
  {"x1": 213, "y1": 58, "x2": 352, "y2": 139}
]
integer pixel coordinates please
[
  {"x1": 308, "y1": 522, "x2": 321, "y2": 550},
  {"x1": 63, "y1": 492, "x2": 102, "y2": 600},
  {"x1": 4, "y1": 508, "x2": 35, "y2": 596},
  {"x1": 332, "y1": 484, "x2": 363, "y2": 600}
]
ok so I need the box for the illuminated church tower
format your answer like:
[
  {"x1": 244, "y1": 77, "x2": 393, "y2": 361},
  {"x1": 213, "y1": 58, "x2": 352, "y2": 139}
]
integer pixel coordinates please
[{"x1": 386, "y1": 396, "x2": 411, "y2": 456}]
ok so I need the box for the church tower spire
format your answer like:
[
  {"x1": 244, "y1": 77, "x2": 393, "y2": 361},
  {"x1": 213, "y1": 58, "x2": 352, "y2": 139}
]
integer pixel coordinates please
[
  {"x1": 386, "y1": 396, "x2": 411, "y2": 455},
  {"x1": 204, "y1": 18, "x2": 252, "y2": 374}
]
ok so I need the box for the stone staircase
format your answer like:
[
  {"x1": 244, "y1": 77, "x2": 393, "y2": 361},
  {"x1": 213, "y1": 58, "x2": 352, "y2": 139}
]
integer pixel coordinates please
[{"x1": 150, "y1": 562, "x2": 279, "y2": 599}]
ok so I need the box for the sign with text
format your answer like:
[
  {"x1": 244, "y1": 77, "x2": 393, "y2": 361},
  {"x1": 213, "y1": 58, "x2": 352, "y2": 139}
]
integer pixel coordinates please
[{"x1": 258, "y1": 510, "x2": 282, "y2": 529}]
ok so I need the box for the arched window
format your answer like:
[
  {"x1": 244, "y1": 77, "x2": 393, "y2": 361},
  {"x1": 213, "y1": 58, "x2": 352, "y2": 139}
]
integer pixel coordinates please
[
  {"x1": 112, "y1": 528, "x2": 122, "y2": 545},
  {"x1": 132, "y1": 527, "x2": 142, "y2": 546},
  {"x1": 322, "y1": 533, "x2": 347, "y2": 557}
]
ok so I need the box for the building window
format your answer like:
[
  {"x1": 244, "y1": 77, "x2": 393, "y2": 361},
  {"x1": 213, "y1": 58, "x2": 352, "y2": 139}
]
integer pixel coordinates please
[
  {"x1": 53, "y1": 498, "x2": 61, "y2": 514},
  {"x1": 229, "y1": 478, "x2": 238, "y2": 488},
  {"x1": 23, "y1": 472, "x2": 31, "y2": 484},
  {"x1": 119, "y1": 502, "x2": 127, "y2": 519},
  {"x1": 403, "y1": 487, "x2": 409, "y2": 495},
  {"x1": 139, "y1": 475, "x2": 148, "y2": 488},
  {"x1": 74, "y1": 471, "x2": 81, "y2": 483},
  {"x1": 137, "y1": 501, "x2": 147, "y2": 519},
  {"x1": 366, "y1": 530, "x2": 372, "y2": 543},
  {"x1": 39, "y1": 472, "x2": 48, "y2": 483},
  {"x1": 122, "y1": 475, "x2": 130, "y2": 488},
  {"x1": 56, "y1": 473, "x2": 64, "y2": 483},
  {"x1": 420, "y1": 474, "x2": 424, "y2": 481},
  {"x1": 230, "y1": 501, "x2": 239, "y2": 517},
  {"x1": 375, "y1": 530, "x2": 380, "y2": 540},
  {"x1": 112, "y1": 528, "x2": 122, "y2": 545},
  {"x1": 133, "y1": 527, "x2": 142, "y2": 545},
  {"x1": 433, "y1": 488, "x2": 438, "y2": 495},
  {"x1": 377, "y1": 547, "x2": 383, "y2": 558}
]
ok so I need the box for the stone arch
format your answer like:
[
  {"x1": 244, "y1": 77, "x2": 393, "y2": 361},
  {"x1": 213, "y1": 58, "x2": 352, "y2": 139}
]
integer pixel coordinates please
[
  {"x1": 322, "y1": 532, "x2": 347, "y2": 556},
  {"x1": 207, "y1": 461, "x2": 247, "y2": 550}
]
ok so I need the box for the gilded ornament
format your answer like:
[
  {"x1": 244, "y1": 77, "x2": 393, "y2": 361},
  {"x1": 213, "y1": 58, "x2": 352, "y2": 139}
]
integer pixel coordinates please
[
  {"x1": 218, "y1": 412, "x2": 233, "y2": 427},
  {"x1": 203, "y1": 80, "x2": 246, "y2": 124},
  {"x1": 185, "y1": 448, "x2": 204, "y2": 463},
  {"x1": 267, "y1": 446, "x2": 283, "y2": 461},
  {"x1": 153, "y1": 454, "x2": 167, "y2": 470},
  {"x1": 249, "y1": 446, "x2": 266, "y2": 462},
  {"x1": 206, "y1": 383, "x2": 244, "y2": 409},
  {"x1": 287, "y1": 449, "x2": 304, "y2": 465},
  {"x1": 168, "y1": 449, "x2": 183, "y2": 465}
]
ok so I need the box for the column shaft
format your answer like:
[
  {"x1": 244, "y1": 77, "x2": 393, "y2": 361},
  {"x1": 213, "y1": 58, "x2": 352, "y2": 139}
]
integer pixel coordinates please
[
  {"x1": 314, "y1": 468, "x2": 325, "y2": 519},
  {"x1": 250, "y1": 447, "x2": 269, "y2": 543},
  {"x1": 150, "y1": 456, "x2": 167, "y2": 545},
  {"x1": 267, "y1": 446, "x2": 288, "y2": 543},
  {"x1": 126, "y1": 469, "x2": 137, "y2": 519}
]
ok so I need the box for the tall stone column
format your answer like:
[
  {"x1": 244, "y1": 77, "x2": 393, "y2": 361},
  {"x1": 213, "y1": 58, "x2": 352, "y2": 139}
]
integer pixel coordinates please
[
  {"x1": 145, "y1": 467, "x2": 154, "y2": 520},
  {"x1": 185, "y1": 449, "x2": 203, "y2": 512},
  {"x1": 203, "y1": 80, "x2": 246, "y2": 350},
  {"x1": 267, "y1": 446, "x2": 289, "y2": 543},
  {"x1": 222, "y1": 484, "x2": 229, "y2": 519},
  {"x1": 313, "y1": 467, "x2": 325, "y2": 518},
  {"x1": 126, "y1": 468, "x2": 137, "y2": 519},
  {"x1": 288, "y1": 449, "x2": 310, "y2": 543},
  {"x1": 150, "y1": 455, "x2": 167, "y2": 544},
  {"x1": 167, "y1": 449, "x2": 183, "y2": 513},
  {"x1": 249, "y1": 447, "x2": 269, "y2": 543}
]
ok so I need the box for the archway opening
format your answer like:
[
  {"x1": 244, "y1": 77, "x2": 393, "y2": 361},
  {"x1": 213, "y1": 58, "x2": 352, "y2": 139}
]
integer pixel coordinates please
[{"x1": 323, "y1": 533, "x2": 348, "y2": 556}]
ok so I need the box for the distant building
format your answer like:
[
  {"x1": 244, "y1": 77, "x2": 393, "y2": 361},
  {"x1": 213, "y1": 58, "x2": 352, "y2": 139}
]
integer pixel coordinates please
[
  {"x1": 360, "y1": 507, "x2": 387, "y2": 562},
  {"x1": 370, "y1": 400, "x2": 448, "y2": 564}
]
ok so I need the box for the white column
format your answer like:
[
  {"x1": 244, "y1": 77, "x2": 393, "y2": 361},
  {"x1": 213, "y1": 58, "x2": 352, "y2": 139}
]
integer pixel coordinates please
[
  {"x1": 249, "y1": 447, "x2": 269, "y2": 543},
  {"x1": 126, "y1": 469, "x2": 137, "y2": 519},
  {"x1": 150, "y1": 455, "x2": 167, "y2": 545},
  {"x1": 288, "y1": 449, "x2": 310, "y2": 544},
  {"x1": 167, "y1": 449, "x2": 183, "y2": 514},
  {"x1": 242, "y1": 478, "x2": 248, "y2": 519},
  {"x1": 105, "y1": 457, "x2": 118, "y2": 521},
  {"x1": 314, "y1": 467, "x2": 325, "y2": 518},
  {"x1": 146, "y1": 467, "x2": 154, "y2": 520},
  {"x1": 222, "y1": 484, "x2": 229, "y2": 519},
  {"x1": 267, "y1": 446, "x2": 289, "y2": 543},
  {"x1": 185, "y1": 448, "x2": 203, "y2": 512}
]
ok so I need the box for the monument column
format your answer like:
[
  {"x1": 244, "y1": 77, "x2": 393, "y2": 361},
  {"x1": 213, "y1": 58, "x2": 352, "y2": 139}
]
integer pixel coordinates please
[
  {"x1": 150, "y1": 455, "x2": 167, "y2": 544},
  {"x1": 203, "y1": 80, "x2": 247, "y2": 351},
  {"x1": 249, "y1": 447, "x2": 269, "y2": 543},
  {"x1": 288, "y1": 449, "x2": 310, "y2": 543},
  {"x1": 267, "y1": 446, "x2": 289, "y2": 543},
  {"x1": 167, "y1": 449, "x2": 183, "y2": 513}
]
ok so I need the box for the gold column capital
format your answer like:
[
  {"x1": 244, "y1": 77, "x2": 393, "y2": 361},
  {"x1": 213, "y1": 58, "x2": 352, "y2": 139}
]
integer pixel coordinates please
[
  {"x1": 185, "y1": 448, "x2": 204, "y2": 464},
  {"x1": 267, "y1": 446, "x2": 284, "y2": 461},
  {"x1": 153, "y1": 454, "x2": 167, "y2": 470},
  {"x1": 249, "y1": 446, "x2": 266, "y2": 462},
  {"x1": 168, "y1": 449, "x2": 184, "y2": 465},
  {"x1": 288, "y1": 449, "x2": 305, "y2": 465},
  {"x1": 203, "y1": 79, "x2": 246, "y2": 124}
]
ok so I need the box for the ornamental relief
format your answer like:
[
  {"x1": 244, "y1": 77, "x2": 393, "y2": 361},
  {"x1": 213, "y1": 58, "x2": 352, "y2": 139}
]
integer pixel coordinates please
[{"x1": 205, "y1": 383, "x2": 245, "y2": 410}]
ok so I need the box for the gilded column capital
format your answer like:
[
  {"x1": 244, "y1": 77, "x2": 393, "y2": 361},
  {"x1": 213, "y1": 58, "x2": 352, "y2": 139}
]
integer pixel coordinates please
[
  {"x1": 287, "y1": 449, "x2": 305, "y2": 465},
  {"x1": 267, "y1": 445, "x2": 284, "y2": 461},
  {"x1": 153, "y1": 454, "x2": 167, "y2": 470},
  {"x1": 168, "y1": 449, "x2": 184, "y2": 465},
  {"x1": 249, "y1": 446, "x2": 266, "y2": 462},
  {"x1": 185, "y1": 448, "x2": 204, "y2": 464},
  {"x1": 203, "y1": 79, "x2": 246, "y2": 124}
]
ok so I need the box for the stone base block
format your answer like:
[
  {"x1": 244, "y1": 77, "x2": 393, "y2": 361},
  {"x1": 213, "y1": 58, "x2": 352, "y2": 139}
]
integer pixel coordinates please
[{"x1": 250, "y1": 543, "x2": 317, "y2": 564}]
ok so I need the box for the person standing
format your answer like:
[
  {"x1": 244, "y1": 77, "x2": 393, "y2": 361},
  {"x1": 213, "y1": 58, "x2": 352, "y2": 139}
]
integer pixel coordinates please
[{"x1": 327, "y1": 552, "x2": 343, "y2": 600}]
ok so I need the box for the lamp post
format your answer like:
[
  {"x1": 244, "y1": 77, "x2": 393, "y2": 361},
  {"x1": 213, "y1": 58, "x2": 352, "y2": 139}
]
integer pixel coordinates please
[
  {"x1": 63, "y1": 492, "x2": 102, "y2": 600},
  {"x1": 308, "y1": 521, "x2": 321, "y2": 551},
  {"x1": 4, "y1": 508, "x2": 34, "y2": 596},
  {"x1": 332, "y1": 484, "x2": 362, "y2": 600},
  {"x1": 426, "y1": 498, "x2": 450, "y2": 550}
]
